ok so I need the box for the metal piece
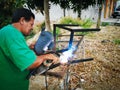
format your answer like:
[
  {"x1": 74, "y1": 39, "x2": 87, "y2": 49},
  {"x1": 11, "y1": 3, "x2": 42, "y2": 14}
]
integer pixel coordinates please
[
  {"x1": 53, "y1": 24, "x2": 100, "y2": 51},
  {"x1": 48, "y1": 58, "x2": 93, "y2": 70}
]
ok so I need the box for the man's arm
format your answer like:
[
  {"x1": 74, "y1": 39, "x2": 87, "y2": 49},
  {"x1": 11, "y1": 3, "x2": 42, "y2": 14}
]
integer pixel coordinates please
[{"x1": 27, "y1": 53, "x2": 58, "y2": 70}]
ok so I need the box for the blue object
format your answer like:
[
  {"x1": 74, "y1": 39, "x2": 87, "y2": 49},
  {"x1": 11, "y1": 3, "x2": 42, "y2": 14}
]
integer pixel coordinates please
[{"x1": 34, "y1": 28, "x2": 54, "y2": 55}]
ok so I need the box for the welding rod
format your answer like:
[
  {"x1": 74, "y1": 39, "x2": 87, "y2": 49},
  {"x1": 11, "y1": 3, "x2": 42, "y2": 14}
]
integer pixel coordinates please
[{"x1": 48, "y1": 58, "x2": 93, "y2": 70}]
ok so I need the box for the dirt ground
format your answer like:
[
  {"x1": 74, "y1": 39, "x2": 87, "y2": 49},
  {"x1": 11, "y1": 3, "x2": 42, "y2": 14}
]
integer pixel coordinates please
[{"x1": 29, "y1": 25, "x2": 120, "y2": 90}]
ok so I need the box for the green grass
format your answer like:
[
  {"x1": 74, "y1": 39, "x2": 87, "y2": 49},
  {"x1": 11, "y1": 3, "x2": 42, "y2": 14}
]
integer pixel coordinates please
[
  {"x1": 81, "y1": 19, "x2": 94, "y2": 28},
  {"x1": 101, "y1": 22, "x2": 110, "y2": 26},
  {"x1": 59, "y1": 16, "x2": 94, "y2": 28},
  {"x1": 113, "y1": 39, "x2": 120, "y2": 44},
  {"x1": 59, "y1": 16, "x2": 82, "y2": 25},
  {"x1": 58, "y1": 16, "x2": 94, "y2": 35}
]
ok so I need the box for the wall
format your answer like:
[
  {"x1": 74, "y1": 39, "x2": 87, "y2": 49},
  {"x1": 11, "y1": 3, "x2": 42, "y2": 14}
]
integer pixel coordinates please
[{"x1": 33, "y1": 4, "x2": 101, "y2": 22}]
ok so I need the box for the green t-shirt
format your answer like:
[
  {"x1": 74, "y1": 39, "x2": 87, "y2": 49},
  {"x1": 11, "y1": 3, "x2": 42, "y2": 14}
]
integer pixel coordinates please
[{"x1": 0, "y1": 25, "x2": 36, "y2": 90}]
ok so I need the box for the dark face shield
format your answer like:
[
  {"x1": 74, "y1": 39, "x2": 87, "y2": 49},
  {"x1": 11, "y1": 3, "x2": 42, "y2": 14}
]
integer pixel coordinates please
[{"x1": 34, "y1": 28, "x2": 54, "y2": 55}]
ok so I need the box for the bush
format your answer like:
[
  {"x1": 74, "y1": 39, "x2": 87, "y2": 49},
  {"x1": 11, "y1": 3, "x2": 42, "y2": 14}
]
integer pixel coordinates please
[
  {"x1": 59, "y1": 16, "x2": 83, "y2": 25},
  {"x1": 59, "y1": 17, "x2": 93, "y2": 28},
  {"x1": 81, "y1": 19, "x2": 94, "y2": 28},
  {"x1": 113, "y1": 39, "x2": 120, "y2": 44},
  {"x1": 58, "y1": 17, "x2": 93, "y2": 35},
  {"x1": 101, "y1": 22, "x2": 110, "y2": 26}
]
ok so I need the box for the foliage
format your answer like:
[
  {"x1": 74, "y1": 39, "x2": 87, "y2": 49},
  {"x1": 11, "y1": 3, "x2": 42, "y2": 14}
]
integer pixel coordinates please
[
  {"x1": 58, "y1": 17, "x2": 93, "y2": 35},
  {"x1": 70, "y1": 0, "x2": 96, "y2": 17},
  {"x1": 26, "y1": 0, "x2": 44, "y2": 14},
  {"x1": 50, "y1": 0, "x2": 70, "y2": 9},
  {"x1": 59, "y1": 16, "x2": 93, "y2": 28},
  {"x1": 82, "y1": 19, "x2": 94, "y2": 28},
  {"x1": 113, "y1": 39, "x2": 120, "y2": 45},
  {"x1": 59, "y1": 16, "x2": 82, "y2": 25},
  {"x1": 51, "y1": 0, "x2": 104, "y2": 18},
  {"x1": 0, "y1": 0, "x2": 26, "y2": 28},
  {"x1": 101, "y1": 22, "x2": 110, "y2": 26},
  {"x1": 40, "y1": 21, "x2": 46, "y2": 29}
]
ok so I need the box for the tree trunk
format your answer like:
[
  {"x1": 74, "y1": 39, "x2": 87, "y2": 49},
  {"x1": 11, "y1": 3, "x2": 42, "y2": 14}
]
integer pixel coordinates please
[
  {"x1": 44, "y1": 0, "x2": 51, "y2": 31},
  {"x1": 78, "y1": 9, "x2": 81, "y2": 19},
  {"x1": 96, "y1": 6, "x2": 102, "y2": 28},
  {"x1": 63, "y1": 8, "x2": 66, "y2": 17},
  {"x1": 78, "y1": 1, "x2": 82, "y2": 19},
  {"x1": 96, "y1": 0, "x2": 104, "y2": 29}
]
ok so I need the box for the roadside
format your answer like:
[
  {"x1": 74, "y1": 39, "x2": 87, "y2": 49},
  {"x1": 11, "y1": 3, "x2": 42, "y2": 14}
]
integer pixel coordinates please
[{"x1": 101, "y1": 17, "x2": 120, "y2": 24}]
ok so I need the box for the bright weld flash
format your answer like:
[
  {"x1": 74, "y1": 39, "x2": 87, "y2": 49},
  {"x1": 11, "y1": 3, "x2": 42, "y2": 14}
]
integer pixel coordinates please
[{"x1": 60, "y1": 46, "x2": 76, "y2": 64}]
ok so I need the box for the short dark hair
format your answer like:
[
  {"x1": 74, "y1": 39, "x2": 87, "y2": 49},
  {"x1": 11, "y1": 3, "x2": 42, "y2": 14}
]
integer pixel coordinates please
[{"x1": 12, "y1": 8, "x2": 35, "y2": 23}]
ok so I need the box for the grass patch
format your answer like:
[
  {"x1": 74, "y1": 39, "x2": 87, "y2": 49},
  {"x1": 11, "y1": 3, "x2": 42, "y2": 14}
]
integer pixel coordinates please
[
  {"x1": 81, "y1": 19, "x2": 94, "y2": 28},
  {"x1": 58, "y1": 16, "x2": 94, "y2": 35},
  {"x1": 101, "y1": 22, "x2": 110, "y2": 26},
  {"x1": 59, "y1": 16, "x2": 82, "y2": 25},
  {"x1": 113, "y1": 39, "x2": 120, "y2": 44}
]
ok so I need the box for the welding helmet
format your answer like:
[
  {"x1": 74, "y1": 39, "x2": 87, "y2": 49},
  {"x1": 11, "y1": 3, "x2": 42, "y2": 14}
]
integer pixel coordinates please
[{"x1": 34, "y1": 28, "x2": 54, "y2": 55}]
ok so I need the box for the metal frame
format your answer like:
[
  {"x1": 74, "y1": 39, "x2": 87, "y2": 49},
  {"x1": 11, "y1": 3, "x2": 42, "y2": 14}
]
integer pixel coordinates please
[
  {"x1": 53, "y1": 24, "x2": 100, "y2": 52},
  {"x1": 28, "y1": 24, "x2": 100, "y2": 90},
  {"x1": 53, "y1": 24, "x2": 100, "y2": 90}
]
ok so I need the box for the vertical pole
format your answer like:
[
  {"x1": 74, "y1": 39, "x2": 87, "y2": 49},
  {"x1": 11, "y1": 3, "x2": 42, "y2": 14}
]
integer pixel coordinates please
[
  {"x1": 45, "y1": 73, "x2": 48, "y2": 90},
  {"x1": 104, "y1": 0, "x2": 109, "y2": 18},
  {"x1": 110, "y1": 0, "x2": 114, "y2": 15},
  {"x1": 53, "y1": 24, "x2": 56, "y2": 51},
  {"x1": 68, "y1": 31, "x2": 74, "y2": 48}
]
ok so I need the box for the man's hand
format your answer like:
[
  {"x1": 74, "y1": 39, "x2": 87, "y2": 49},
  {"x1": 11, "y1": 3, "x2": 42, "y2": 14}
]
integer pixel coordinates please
[
  {"x1": 43, "y1": 53, "x2": 59, "y2": 64},
  {"x1": 28, "y1": 53, "x2": 59, "y2": 70}
]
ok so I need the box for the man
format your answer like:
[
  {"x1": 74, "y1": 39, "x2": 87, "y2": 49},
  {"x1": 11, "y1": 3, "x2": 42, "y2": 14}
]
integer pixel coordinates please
[{"x1": 0, "y1": 8, "x2": 58, "y2": 90}]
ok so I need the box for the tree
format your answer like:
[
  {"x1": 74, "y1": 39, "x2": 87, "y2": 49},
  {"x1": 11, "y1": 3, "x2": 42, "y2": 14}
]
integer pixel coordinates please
[
  {"x1": 51, "y1": 0, "x2": 104, "y2": 28},
  {"x1": 51, "y1": 0, "x2": 71, "y2": 17},
  {"x1": 26, "y1": 0, "x2": 51, "y2": 31},
  {"x1": 70, "y1": 0, "x2": 97, "y2": 18},
  {"x1": 0, "y1": 0, "x2": 105, "y2": 29},
  {"x1": 44, "y1": 0, "x2": 51, "y2": 31},
  {"x1": 0, "y1": 0, "x2": 26, "y2": 28},
  {"x1": 51, "y1": 0, "x2": 97, "y2": 18},
  {"x1": 96, "y1": 0, "x2": 105, "y2": 28}
]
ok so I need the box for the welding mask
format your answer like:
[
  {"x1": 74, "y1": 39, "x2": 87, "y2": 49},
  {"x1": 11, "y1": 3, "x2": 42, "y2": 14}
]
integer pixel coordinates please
[{"x1": 34, "y1": 28, "x2": 54, "y2": 55}]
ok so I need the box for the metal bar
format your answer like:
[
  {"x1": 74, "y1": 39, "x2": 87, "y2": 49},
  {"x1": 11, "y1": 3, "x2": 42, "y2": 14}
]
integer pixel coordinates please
[
  {"x1": 56, "y1": 24, "x2": 79, "y2": 26},
  {"x1": 68, "y1": 58, "x2": 93, "y2": 64},
  {"x1": 57, "y1": 40, "x2": 81, "y2": 42},
  {"x1": 56, "y1": 48, "x2": 69, "y2": 53},
  {"x1": 56, "y1": 25, "x2": 100, "y2": 32},
  {"x1": 68, "y1": 31, "x2": 74, "y2": 48},
  {"x1": 53, "y1": 24, "x2": 56, "y2": 51},
  {"x1": 70, "y1": 28, "x2": 101, "y2": 32},
  {"x1": 60, "y1": 26, "x2": 73, "y2": 32},
  {"x1": 58, "y1": 35, "x2": 84, "y2": 36},
  {"x1": 48, "y1": 58, "x2": 93, "y2": 70},
  {"x1": 75, "y1": 35, "x2": 84, "y2": 48}
]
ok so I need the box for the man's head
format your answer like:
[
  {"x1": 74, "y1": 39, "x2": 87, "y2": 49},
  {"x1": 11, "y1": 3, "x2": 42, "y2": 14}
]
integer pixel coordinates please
[{"x1": 12, "y1": 8, "x2": 35, "y2": 35}]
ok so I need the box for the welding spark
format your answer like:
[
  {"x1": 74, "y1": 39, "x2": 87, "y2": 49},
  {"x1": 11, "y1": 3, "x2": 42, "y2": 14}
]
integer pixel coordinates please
[{"x1": 60, "y1": 46, "x2": 77, "y2": 64}]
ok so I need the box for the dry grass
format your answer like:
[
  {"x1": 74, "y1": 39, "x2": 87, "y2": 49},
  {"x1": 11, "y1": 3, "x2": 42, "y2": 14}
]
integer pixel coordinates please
[{"x1": 29, "y1": 26, "x2": 120, "y2": 90}]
